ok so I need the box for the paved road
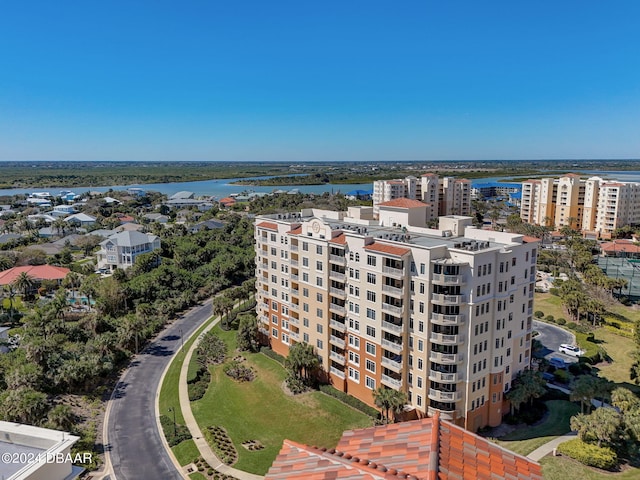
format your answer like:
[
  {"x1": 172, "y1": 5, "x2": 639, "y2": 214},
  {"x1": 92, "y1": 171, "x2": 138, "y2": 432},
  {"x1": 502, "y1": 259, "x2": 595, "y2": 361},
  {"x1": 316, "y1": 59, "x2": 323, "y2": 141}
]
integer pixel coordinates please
[
  {"x1": 106, "y1": 300, "x2": 212, "y2": 480},
  {"x1": 533, "y1": 320, "x2": 578, "y2": 363}
]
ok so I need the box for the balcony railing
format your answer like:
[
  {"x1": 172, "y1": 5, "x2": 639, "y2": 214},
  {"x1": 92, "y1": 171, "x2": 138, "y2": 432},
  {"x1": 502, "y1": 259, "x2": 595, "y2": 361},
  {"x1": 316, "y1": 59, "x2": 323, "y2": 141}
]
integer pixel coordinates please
[
  {"x1": 381, "y1": 320, "x2": 402, "y2": 334},
  {"x1": 429, "y1": 352, "x2": 461, "y2": 363},
  {"x1": 432, "y1": 273, "x2": 464, "y2": 285},
  {"x1": 330, "y1": 366, "x2": 345, "y2": 379},
  {"x1": 429, "y1": 370, "x2": 457, "y2": 383},
  {"x1": 288, "y1": 316, "x2": 299, "y2": 325},
  {"x1": 290, "y1": 260, "x2": 299, "y2": 267},
  {"x1": 381, "y1": 338, "x2": 403, "y2": 354},
  {"x1": 428, "y1": 389, "x2": 461, "y2": 402},
  {"x1": 381, "y1": 374, "x2": 402, "y2": 389},
  {"x1": 291, "y1": 288, "x2": 299, "y2": 296},
  {"x1": 427, "y1": 406, "x2": 455, "y2": 420},
  {"x1": 382, "y1": 284, "x2": 403, "y2": 297},
  {"x1": 329, "y1": 254, "x2": 346, "y2": 264},
  {"x1": 329, "y1": 303, "x2": 346, "y2": 315},
  {"x1": 330, "y1": 335, "x2": 346, "y2": 348},
  {"x1": 330, "y1": 351, "x2": 345, "y2": 365},
  {"x1": 291, "y1": 274, "x2": 299, "y2": 281},
  {"x1": 381, "y1": 303, "x2": 403, "y2": 316},
  {"x1": 382, "y1": 266, "x2": 404, "y2": 278},
  {"x1": 329, "y1": 271, "x2": 346, "y2": 282},
  {"x1": 430, "y1": 313, "x2": 464, "y2": 325},
  {"x1": 430, "y1": 293, "x2": 464, "y2": 305},
  {"x1": 290, "y1": 303, "x2": 299, "y2": 311},
  {"x1": 329, "y1": 287, "x2": 346, "y2": 297},
  {"x1": 330, "y1": 319, "x2": 346, "y2": 332},
  {"x1": 381, "y1": 357, "x2": 402, "y2": 372},
  {"x1": 290, "y1": 244, "x2": 299, "y2": 252},
  {"x1": 289, "y1": 331, "x2": 300, "y2": 341},
  {"x1": 429, "y1": 332, "x2": 463, "y2": 344}
]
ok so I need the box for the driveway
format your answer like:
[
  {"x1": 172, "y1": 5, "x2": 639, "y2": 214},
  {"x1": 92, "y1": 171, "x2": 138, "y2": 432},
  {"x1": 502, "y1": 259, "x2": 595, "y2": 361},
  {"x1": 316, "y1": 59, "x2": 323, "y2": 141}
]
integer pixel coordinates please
[
  {"x1": 105, "y1": 300, "x2": 212, "y2": 480},
  {"x1": 533, "y1": 320, "x2": 578, "y2": 363}
]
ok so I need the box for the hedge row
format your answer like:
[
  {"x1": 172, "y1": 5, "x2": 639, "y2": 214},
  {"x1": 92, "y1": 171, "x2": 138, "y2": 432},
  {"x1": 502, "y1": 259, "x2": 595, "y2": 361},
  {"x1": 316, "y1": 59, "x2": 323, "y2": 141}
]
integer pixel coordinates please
[
  {"x1": 319, "y1": 384, "x2": 380, "y2": 418},
  {"x1": 260, "y1": 346, "x2": 285, "y2": 365},
  {"x1": 557, "y1": 439, "x2": 618, "y2": 470}
]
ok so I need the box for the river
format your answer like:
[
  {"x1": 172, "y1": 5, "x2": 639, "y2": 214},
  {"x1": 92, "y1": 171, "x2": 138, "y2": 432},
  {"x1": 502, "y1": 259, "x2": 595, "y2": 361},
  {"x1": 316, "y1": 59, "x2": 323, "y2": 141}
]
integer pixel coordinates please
[{"x1": 2, "y1": 170, "x2": 640, "y2": 199}]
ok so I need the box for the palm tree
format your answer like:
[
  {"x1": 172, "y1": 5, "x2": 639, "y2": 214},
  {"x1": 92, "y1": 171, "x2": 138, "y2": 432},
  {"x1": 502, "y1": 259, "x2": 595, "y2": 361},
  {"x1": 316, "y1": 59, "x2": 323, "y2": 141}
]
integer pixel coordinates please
[
  {"x1": 373, "y1": 386, "x2": 395, "y2": 423},
  {"x1": 3, "y1": 284, "x2": 17, "y2": 320},
  {"x1": 63, "y1": 272, "x2": 82, "y2": 300},
  {"x1": 12, "y1": 272, "x2": 36, "y2": 300},
  {"x1": 570, "y1": 376, "x2": 597, "y2": 414}
]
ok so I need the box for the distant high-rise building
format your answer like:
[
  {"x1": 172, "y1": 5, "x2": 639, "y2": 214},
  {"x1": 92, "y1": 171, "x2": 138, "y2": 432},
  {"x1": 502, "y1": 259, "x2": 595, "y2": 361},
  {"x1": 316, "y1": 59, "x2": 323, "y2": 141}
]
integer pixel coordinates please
[
  {"x1": 255, "y1": 206, "x2": 538, "y2": 432},
  {"x1": 520, "y1": 174, "x2": 640, "y2": 237},
  {"x1": 373, "y1": 174, "x2": 470, "y2": 218}
]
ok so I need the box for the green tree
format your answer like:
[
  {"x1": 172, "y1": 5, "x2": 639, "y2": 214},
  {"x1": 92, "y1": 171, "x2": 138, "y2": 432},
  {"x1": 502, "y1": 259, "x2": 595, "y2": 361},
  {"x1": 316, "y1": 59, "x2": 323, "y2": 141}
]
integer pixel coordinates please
[
  {"x1": 571, "y1": 408, "x2": 622, "y2": 448},
  {"x1": 0, "y1": 387, "x2": 48, "y2": 425},
  {"x1": 197, "y1": 331, "x2": 227, "y2": 367},
  {"x1": 373, "y1": 386, "x2": 407, "y2": 423},
  {"x1": 46, "y1": 404, "x2": 75, "y2": 431},
  {"x1": 571, "y1": 375, "x2": 597, "y2": 414},
  {"x1": 12, "y1": 271, "x2": 36, "y2": 299},
  {"x1": 236, "y1": 314, "x2": 258, "y2": 352},
  {"x1": 284, "y1": 342, "x2": 319, "y2": 383}
]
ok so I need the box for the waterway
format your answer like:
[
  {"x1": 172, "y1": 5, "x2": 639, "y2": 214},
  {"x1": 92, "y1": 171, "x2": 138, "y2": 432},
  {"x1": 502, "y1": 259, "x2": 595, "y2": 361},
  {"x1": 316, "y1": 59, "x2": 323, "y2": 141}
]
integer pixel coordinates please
[{"x1": 2, "y1": 170, "x2": 640, "y2": 199}]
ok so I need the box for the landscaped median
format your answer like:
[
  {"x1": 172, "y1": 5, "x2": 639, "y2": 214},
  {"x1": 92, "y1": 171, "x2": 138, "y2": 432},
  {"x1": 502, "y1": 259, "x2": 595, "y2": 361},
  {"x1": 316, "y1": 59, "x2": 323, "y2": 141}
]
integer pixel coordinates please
[{"x1": 159, "y1": 305, "x2": 374, "y2": 477}]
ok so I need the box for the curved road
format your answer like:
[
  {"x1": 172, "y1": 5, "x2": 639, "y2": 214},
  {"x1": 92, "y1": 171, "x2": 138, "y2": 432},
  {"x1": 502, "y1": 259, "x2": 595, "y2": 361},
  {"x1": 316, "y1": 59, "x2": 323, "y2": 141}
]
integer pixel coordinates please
[
  {"x1": 533, "y1": 320, "x2": 578, "y2": 363},
  {"x1": 106, "y1": 300, "x2": 212, "y2": 480}
]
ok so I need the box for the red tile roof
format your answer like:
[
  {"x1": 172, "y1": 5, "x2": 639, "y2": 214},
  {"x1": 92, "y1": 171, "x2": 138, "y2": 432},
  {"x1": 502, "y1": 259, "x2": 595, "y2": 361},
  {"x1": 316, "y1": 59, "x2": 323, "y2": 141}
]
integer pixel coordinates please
[
  {"x1": 364, "y1": 242, "x2": 410, "y2": 256},
  {"x1": 378, "y1": 198, "x2": 428, "y2": 209},
  {"x1": 266, "y1": 416, "x2": 542, "y2": 480},
  {"x1": 287, "y1": 226, "x2": 302, "y2": 235},
  {"x1": 330, "y1": 233, "x2": 347, "y2": 245},
  {"x1": 522, "y1": 235, "x2": 541, "y2": 243},
  {"x1": 0, "y1": 265, "x2": 71, "y2": 286},
  {"x1": 601, "y1": 240, "x2": 640, "y2": 254},
  {"x1": 256, "y1": 221, "x2": 279, "y2": 231},
  {"x1": 219, "y1": 197, "x2": 236, "y2": 205}
]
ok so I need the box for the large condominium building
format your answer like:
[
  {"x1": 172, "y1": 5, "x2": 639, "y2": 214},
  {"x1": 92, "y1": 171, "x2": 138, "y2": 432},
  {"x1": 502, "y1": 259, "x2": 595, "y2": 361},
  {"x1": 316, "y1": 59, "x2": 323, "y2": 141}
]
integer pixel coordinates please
[
  {"x1": 373, "y1": 174, "x2": 471, "y2": 218},
  {"x1": 255, "y1": 205, "x2": 538, "y2": 432},
  {"x1": 520, "y1": 174, "x2": 640, "y2": 237}
]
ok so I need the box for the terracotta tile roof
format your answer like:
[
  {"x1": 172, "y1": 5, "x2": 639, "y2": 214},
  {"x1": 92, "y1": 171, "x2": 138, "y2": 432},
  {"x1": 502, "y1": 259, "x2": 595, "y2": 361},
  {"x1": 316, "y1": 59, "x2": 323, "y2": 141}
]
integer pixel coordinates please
[
  {"x1": 330, "y1": 233, "x2": 347, "y2": 244},
  {"x1": 219, "y1": 197, "x2": 236, "y2": 205},
  {"x1": 0, "y1": 265, "x2": 71, "y2": 286},
  {"x1": 364, "y1": 242, "x2": 410, "y2": 257},
  {"x1": 601, "y1": 240, "x2": 640, "y2": 253},
  {"x1": 378, "y1": 198, "x2": 428, "y2": 209},
  {"x1": 421, "y1": 173, "x2": 437, "y2": 177},
  {"x1": 267, "y1": 416, "x2": 542, "y2": 480},
  {"x1": 387, "y1": 180, "x2": 405, "y2": 185},
  {"x1": 256, "y1": 221, "x2": 279, "y2": 231},
  {"x1": 522, "y1": 235, "x2": 541, "y2": 243},
  {"x1": 603, "y1": 182, "x2": 624, "y2": 187},
  {"x1": 287, "y1": 227, "x2": 302, "y2": 235}
]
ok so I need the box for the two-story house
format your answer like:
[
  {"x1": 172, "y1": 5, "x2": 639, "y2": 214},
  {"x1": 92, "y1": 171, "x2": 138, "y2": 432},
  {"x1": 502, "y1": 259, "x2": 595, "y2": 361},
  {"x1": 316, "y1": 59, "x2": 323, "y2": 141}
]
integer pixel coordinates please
[{"x1": 96, "y1": 231, "x2": 161, "y2": 271}]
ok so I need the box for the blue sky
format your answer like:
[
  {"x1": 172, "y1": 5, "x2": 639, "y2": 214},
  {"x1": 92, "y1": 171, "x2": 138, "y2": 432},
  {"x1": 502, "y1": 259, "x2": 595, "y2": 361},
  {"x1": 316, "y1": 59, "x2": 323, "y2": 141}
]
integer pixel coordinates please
[{"x1": 1, "y1": 1, "x2": 639, "y2": 162}]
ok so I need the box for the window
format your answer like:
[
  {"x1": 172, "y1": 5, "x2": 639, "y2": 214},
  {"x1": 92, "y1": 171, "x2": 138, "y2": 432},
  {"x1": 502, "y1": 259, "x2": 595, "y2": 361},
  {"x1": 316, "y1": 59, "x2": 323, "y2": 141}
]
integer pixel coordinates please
[
  {"x1": 302, "y1": 242, "x2": 308, "y2": 251},
  {"x1": 316, "y1": 308, "x2": 323, "y2": 318},
  {"x1": 303, "y1": 272, "x2": 309, "y2": 282},
  {"x1": 420, "y1": 263, "x2": 426, "y2": 274},
  {"x1": 303, "y1": 303, "x2": 309, "y2": 312},
  {"x1": 316, "y1": 261, "x2": 323, "y2": 271},
  {"x1": 366, "y1": 325, "x2": 376, "y2": 337},
  {"x1": 349, "y1": 335, "x2": 360, "y2": 347},
  {"x1": 349, "y1": 318, "x2": 360, "y2": 331},
  {"x1": 348, "y1": 367, "x2": 360, "y2": 382},
  {"x1": 512, "y1": 257, "x2": 516, "y2": 266},
  {"x1": 303, "y1": 333, "x2": 309, "y2": 342},
  {"x1": 366, "y1": 359, "x2": 376, "y2": 372},
  {"x1": 367, "y1": 272, "x2": 376, "y2": 284},
  {"x1": 418, "y1": 321, "x2": 424, "y2": 332},
  {"x1": 316, "y1": 292, "x2": 323, "y2": 302},
  {"x1": 272, "y1": 315, "x2": 278, "y2": 324},
  {"x1": 272, "y1": 328, "x2": 278, "y2": 338},
  {"x1": 348, "y1": 351, "x2": 360, "y2": 366},
  {"x1": 419, "y1": 283, "x2": 425, "y2": 294},
  {"x1": 316, "y1": 245, "x2": 322, "y2": 254},
  {"x1": 366, "y1": 342, "x2": 376, "y2": 355},
  {"x1": 365, "y1": 376, "x2": 376, "y2": 389},
  {"x1": 316, "y1": 339, "x2": 323, "y2": 349},
  {"x1": 366, "y1": 308, "x2": 376, "y2": 320},
  {"x1": 303, "y1": 318, "x2": 309, "y2": 327},
  {"x1": 419, "y1": 302, "x2": 424, "y2": 314},
  {"x1": 417, "y1": 395, "x2": 423, "y2": 407},
  {"x1": 367, "y1": 290, "x2": 376, "y2": 302},
  {"x1": 316, "y1": 277, "x2": 323, "y2": 287},
  {"x1": 316, "y1": 323, "x2": 323, "y2": 333},
  {"x1": 302, "y1": 257, "x2": 309, "y2": 267},
  {"x1": 367, "y1": 255, "x2": 376, "y2": 266},
  {"x1": 417, "y1": 358, "x2": 423, "y2": 370},
  {"x1": 417, "y1": 376, "x2": 423, "y2": 388},
  {"x1": 418, "y1": 340, "x2": 424, "y2": 351}
]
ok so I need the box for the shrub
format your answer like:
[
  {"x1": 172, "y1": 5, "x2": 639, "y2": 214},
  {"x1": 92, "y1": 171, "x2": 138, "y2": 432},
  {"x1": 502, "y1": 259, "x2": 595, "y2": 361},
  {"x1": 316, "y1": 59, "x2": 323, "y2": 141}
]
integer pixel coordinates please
[
  {"x1": 223, "y1": 360, "x2": 255, "y2": 382},
  {"x1": 553, "y1": 369, "x2": 570, "y2": 383},
  {"x1": 285, "y1": 373, "x2": 308, "y2": 394},
  {"x1": 556, "y1": 317, "x2": 566, "y2": 325},
  {"x1": 545, "y1": 315, "x2": 555, "y2": 323},
  {"x1": 188, "y1": 365, "x2": 212, "y2": 401},
  {"x1": 549, "y1": 287, "x2": 559, "y2": 296},
  {"x1": 260, "y1": 346, "x2": 285, "y2": 365},
  {"x1": 557, "y1": 438, "x2": 617, "y2": 470},
  {"x1": 534, "y1": 310, "x2": 544, "y2": 319},
  {"x1": 319, "y1": 384, "x2": 380, "y2": 418},
  {"x1": 567, "y1": 322, "x2": 578, "y2": 330},
  {"x1": 159, "y1": 415, "x2": 192, "y2": 446}
]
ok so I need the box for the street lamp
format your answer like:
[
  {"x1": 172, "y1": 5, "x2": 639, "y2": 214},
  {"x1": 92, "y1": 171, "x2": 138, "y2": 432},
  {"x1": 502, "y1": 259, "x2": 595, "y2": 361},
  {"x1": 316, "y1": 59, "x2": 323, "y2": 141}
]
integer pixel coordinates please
[
  {"x1": 179, "y1": 328, "x2": 184, "y2": 354},
  {"x1": 168, "y1": 407, "x2": 176, "y2": 439}
]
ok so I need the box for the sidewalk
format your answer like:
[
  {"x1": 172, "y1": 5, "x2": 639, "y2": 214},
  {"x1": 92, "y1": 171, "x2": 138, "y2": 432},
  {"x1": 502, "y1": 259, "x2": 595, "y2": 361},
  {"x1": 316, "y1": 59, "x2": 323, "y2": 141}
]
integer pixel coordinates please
[
  {"x1": 527, "y1": 432, "x2": 576, "y2": 461},
  {"x1": 178, "y1": 307, "x2": 264, "y2": 480}
]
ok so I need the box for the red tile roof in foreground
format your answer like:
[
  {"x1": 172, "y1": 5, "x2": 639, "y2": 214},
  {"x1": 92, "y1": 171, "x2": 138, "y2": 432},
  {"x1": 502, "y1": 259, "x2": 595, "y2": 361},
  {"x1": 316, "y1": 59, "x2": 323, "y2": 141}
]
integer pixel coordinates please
[
  {"x1": 256, "y1": 221, "x2": 279, "y2": 231},
  {"x1": 378, "y1": 198, "x2": 428, "y2": 209},
  {"x1": 287, "y1": 226, "x2": 302, "y2": 235},
  {"x1": 522, "y1": 235, "x2": 541, "y2": 243},
  {"x1": 0, "y1": 265, "x2": 71, "y2": 286},
  {"x1": 364, "y1": 242, "x2": 411, "y2": 257},
  {"x1": 266, "y1": 416, "x2": 542, "y2": 480}
]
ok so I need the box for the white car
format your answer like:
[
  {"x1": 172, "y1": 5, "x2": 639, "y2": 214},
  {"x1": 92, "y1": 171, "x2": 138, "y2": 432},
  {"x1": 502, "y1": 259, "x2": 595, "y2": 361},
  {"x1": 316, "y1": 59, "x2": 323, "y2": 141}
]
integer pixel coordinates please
[{"x1": 558, "y1": 344, "x2": 585, "y2": 357}]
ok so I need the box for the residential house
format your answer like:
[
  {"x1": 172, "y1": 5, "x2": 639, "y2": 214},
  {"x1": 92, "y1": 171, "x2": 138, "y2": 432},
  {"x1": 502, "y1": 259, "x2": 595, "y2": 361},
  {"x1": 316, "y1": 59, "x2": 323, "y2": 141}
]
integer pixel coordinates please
[
  {"x1": 142, "y1": 213, "x2": 169, "y2": 224},
  {"x1": 96, "y1": 231, "x2": 161, "y2": 271},
  {"x1": 65, "y1": 213, "x2": 97, "y2": 227}
]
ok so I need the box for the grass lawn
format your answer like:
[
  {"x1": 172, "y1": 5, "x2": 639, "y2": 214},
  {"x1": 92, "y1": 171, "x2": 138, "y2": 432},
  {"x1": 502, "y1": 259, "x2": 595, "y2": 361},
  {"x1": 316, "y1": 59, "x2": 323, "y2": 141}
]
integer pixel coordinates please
[
  {"x1": 191, "y1": 326, "x2": 373, "y2": 475},
  {"x1": 541, "y1": 456, "x2": 640, "y2": 480},
  {"x1": 495, "y1": 400, "x2": 579, "y2": 456},
  {"x1": 172, "y1": 439, "x2": 201, "y2": 466}
]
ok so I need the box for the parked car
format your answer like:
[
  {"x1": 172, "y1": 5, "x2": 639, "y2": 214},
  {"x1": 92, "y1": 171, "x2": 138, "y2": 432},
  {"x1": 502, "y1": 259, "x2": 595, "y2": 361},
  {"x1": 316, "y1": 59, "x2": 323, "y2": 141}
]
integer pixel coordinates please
[
  {"x1": 549, "y1": 357, "x2": 567, "y2": 369},
  {"x1": 559, "y1": 344, "x2": 585, "y2": 357}
]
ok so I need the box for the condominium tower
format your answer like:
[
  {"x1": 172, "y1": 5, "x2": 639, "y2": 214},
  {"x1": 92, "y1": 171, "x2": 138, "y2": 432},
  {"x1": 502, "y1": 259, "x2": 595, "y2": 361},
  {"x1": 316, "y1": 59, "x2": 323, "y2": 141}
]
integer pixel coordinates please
[
  {"x1": 255, "y1": 205, "x2": 537, "y2": 431},
  {"x1": 520, "y1": 174, "x2": 640, "y2": 237},
  {"x1": 372, "y1": 174, "x2": 471, "y2": 218}
]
